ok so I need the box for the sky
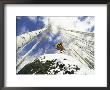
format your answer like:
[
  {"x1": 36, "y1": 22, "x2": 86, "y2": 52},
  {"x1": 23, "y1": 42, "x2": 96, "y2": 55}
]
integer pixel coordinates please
[
  {"x1": 16, "y1": 16, "x2": 45, "y2": 36},
  {"x1": 16, "y1": 16, "x2": 95, "y2": 60}
]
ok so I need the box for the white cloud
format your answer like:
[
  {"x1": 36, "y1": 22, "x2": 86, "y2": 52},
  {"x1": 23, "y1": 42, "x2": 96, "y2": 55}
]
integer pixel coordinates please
[
  {"x1": 75, "y1": 16, "x2": 94, "y2": 32},
  {"x1": 20, "y1": 25, "x2": 29, "y2": 35},
  {"x1": 16, "y1": 16, "x2": 21, "y2": 19},
  {"x1": 27, "y1": 16, "x2": 37, "y2": 24},
  {"x1": 43, "y1": 16, "x2": 94, "y2": 33}
]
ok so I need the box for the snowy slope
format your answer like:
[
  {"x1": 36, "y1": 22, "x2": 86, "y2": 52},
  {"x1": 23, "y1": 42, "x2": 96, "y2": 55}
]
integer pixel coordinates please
[
  {"x1": 17, "y1": 53, "x2": 94, "y2": 74},
  {"x1": 36, "y1": 54, "x2": 94, "y2": 75}
]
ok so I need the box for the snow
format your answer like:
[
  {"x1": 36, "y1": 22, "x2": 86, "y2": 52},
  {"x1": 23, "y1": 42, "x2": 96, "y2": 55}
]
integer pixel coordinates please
[{"x1": 35, "y1": 53, "x2": 94, "y2": 75}]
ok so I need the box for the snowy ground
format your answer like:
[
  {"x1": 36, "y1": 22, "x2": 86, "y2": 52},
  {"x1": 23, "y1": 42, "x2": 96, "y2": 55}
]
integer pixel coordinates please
[
  {"x1": 37, "y1": 54, "x2": 94, "y2": 75},
  {"x1": 17, "y1": 53, "x2": 94, "y2": 75}
]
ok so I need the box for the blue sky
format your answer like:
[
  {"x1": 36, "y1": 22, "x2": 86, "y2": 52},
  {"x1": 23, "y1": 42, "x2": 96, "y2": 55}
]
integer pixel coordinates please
[
  {"x1": 16, "y1": 16, "x2": 45, "y2": 36},
  {"x1": 78, "y1": 16, "x2": 88, "y2": 21},
  {"x1": 16, "y1": 16, "x2": 58, "y2": 59},
  {"x1": 16, "y1": 16, "x2": 94, "y2": 60}
]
